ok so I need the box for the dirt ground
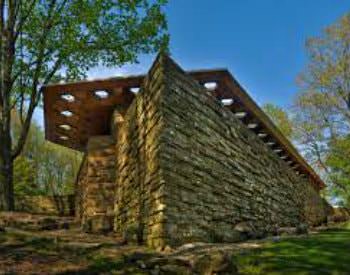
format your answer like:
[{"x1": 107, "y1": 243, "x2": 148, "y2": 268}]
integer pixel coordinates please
[
  {"x1": 0, "y1": 213, "x2": 349, "y2": 274},
  {"x1": 0, "y1": 226, "x2": 254, "y2": 274}
]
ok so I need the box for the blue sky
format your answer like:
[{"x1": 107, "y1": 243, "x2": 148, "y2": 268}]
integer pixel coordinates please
[{"x1": 35, "y1": 1, "x2": 350, "y2": 126}]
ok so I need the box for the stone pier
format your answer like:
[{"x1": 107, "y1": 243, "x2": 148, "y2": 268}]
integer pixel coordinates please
[{"x1": 76, "y1": 136, "x2": 116, "y2": 233}]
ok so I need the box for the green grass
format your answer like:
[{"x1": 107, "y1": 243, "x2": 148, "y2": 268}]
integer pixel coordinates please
[{"x1": 234, "y1": 223, "x2": 350, "y2": 275}]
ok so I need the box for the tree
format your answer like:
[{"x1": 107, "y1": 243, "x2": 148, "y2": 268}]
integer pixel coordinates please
[
  {"x1": 262, "y1": 103, "x2": 293, "y2": 139},
  {"x1": 295, "y1": 13, "x2": 350, "y2": 206},
  {"x1": 298, "y1": 13, "x2": 350, "y2": 127},
  {"x1": 326, "y1": 136, "x2": 350, "y2": 207},
  {"x1": 0, "y1": 0, "x2": 169, "y2": 210},
  {"x1": 12, "y1": 112, "x2": 82, "y2": 196},
  {"x1": 37, "y1": 141, "x2": 82, "y2": 196},
  {"x1": 291, "y1": 91, "x2": 337, "y2": 171},
  {"x1": 13, "y1": 155, "x2": 36, "y2": 195}
]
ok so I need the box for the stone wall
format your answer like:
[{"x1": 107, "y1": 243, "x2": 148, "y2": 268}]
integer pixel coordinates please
[
  {"x1": 151, "y1": 55, "x2": 327, "y2": 247},
  {"x1": 76, "y1": 135, "x2": 116, "y2": 232},
  {"x1": 328, "y1": 207, "x2": 350, "y2": 222},
  {"x1": 15, "y1": 195, "x2": 74, "y2": 216},
  {"x1": 113, "y1": 62, "x2": 167, "y2": 248},
  {"x1": 301, "y1": 184, "x2": 330, "y2": 225},
  {"x1": 75, "y1": 155, "x2": 87, "y2": 221},
  {"x1": 86, "y1": 54, "x2": 328, "y2": 249}
]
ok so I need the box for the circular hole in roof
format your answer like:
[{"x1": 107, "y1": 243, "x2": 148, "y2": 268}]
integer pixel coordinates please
[
  {"x1": 130, "y1": 87, "x2": 140, "y2": 94},
  {"x1": 59, "y1": 124, "x2": 72, "y2": 131},
  {"x1": 61, "y1": 110, "x2": 73, "y2": 117},
  {"x1": 280, "y1": 155, "x2": 288, "y2": 160},
  {"x1": 94, "y1": 90, "x2": 109, "y2": 99},
  {"x1": 221, "y1": 98, "x2": 234, "y2": 106},
  {"x1": 247, "y1": 123, "x2": 258, "y2": 129},
  {"x1": 258, "y1": 133, "x2": 267, "y2": 138},
  {"x1": 61, "y1": 93, "x2": 75, "y2": 102},
  {"x1": 204, "y1": 82, "x2": 217, "y2": 91},
  {"x1": 59, "y1": 135, "x2": 69, "y2": 140},
  {"x1": 234, "y1": 112, "x2": 247, "y2": 118}
]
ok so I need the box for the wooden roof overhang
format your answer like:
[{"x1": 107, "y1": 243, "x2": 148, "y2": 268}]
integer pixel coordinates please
[
  {"x1": 43, "y1": 69, "x2": 325, "y2": 190},
  {"x1": 43, "y1": 75, "x2": 143, "y2": 151}
]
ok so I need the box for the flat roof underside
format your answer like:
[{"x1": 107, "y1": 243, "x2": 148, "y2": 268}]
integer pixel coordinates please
[{"x1": 43, "y1": 70, "x2": 325, "y2": 189}]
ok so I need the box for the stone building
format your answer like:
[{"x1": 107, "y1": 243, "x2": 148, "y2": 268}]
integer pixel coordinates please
[{"x1": 43, "y1": 54, "x2": 329, "y2": 249}]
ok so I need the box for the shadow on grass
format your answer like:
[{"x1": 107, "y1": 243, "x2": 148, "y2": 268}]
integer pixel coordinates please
[
  {"x1": 57, "y1": 252, "x2": 157, "y2": 275},
  {"x1": 0, "y1": 232, "x2": 101, "y2": 271},
  {"x1": 234, "y1": 227, "x2": 350, "y2": 275},
  {"x1": 57, "y1": 257, "x2": 127, "y2": 275},
  {"x1": 0, "y1": 231, "x2": 156, "y2": 274}
]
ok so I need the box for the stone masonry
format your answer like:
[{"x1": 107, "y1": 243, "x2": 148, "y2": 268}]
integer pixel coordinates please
[
  {"x1": 112, "y1": 64, "x2": 167, "y2": 247},
  {"x1": 76, "y1": 135, "x2": 116, "y2": 232},
  {"x1": 75, "y1": 54, "x2": 329, "y2": 249},
  {"x1": 152, "y1": 56, "x2": 328, "y2": 247}
]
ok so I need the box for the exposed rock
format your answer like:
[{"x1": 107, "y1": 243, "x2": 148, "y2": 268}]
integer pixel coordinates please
[
  {"x1": 145, "y1": 256, "x2": 189, "y2": 270},
  {"x1": 234, "y1": 222, "x2": 252, "y2": 233},
  {"x1": 62, "y1": 242, "x2": 103, "y2": 250},
  {"x1": 193, "y1": 251, "x2": 238, "y2": 275},
  {"x1": 277, "y1": 227, "x2": 297, "y2": 236},
  {"x1": 272, "y1": 236, "x2": 281, "y2": 242},
  {"x1": 0, "y1": 212, "x2": 75, "y2": 231},
  {"x1": 40, "y1": 217, "x2": 59, "y2": 230},
  {"x1": 150, "y1": 265, "x2": 160, "y2": 275},
  {"x1": 296, "y1": 223, "x2": 309, "y2": 234},
  {"x1": 233, "y1": 221, "x2": 258, "y2": 239},
  {"x1": 176, "y1": 242, "x2": 211, "y2": 253},
  {"x1": 136, "y1": 260, "x2": 147, "y2": 269},
  {"x1": 124, "y1": 251, "x2": 153, "y2": 264},
  {"x1": 159, "y1": 264, "x2": 191, "y2": 275}
]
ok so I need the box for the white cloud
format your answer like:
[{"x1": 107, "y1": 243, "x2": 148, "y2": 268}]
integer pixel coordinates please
[{"x1": 86, "y1": 54, "x2": 154, "y2": 80}]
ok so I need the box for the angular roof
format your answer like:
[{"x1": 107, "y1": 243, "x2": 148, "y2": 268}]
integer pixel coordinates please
[{"x1": 42, "y1": 54, "x2": 325, "y2": 190}]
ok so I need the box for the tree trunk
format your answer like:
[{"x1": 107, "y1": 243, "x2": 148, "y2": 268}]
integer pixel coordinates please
[{"x1": 0, "y1": 132, "x2": 14, "y2": 211}]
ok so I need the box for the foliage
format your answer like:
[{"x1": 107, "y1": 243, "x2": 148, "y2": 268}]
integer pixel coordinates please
[
  {"x1": 0, "y1": 0, "x2": 168, "y2": 210},
  {"x1": 36, "y1": 141, "x2": 82, "y2": 195},
  {"x1": 261, "y1": 13, "x2": 350, "y2": 206},
  {"x1": 6, "y1": 0, "x2": 169, "y2": 153},
  {"x1": 262, "y1": 13, "x2": 350, "y2": 206},
  {"x1": 13, "y1": 156, "x2": 37, "y2": 196},
  {"x1": 292, "y1": 13, "x2": 350, "y2": 206},
  {"x1": 262, "y1": 103, "x2": 293, "y2": 139},
  {"x1": 291, "y1": 91, "x2": 335, "y2": 170},
  {"x1": 326, "y1": 136, "x2": 350, "y2": 207},
  {"x1": 12, "y1": 112, "x2": 82, "y2": 196},
  {"x1": 297, "y1": 13, "x2": 350, "y2": 126}
]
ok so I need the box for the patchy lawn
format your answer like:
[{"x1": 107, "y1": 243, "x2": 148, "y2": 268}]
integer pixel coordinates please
[
  {"x1": 0, "y1": 223, "x2": 349, "y2": 274},
  {"x1": 0, "y1": 229, "x2": 154, "y2": 274},
  {"x1": 235, "y1": 223, "x2": 350, "y2": 275}
]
